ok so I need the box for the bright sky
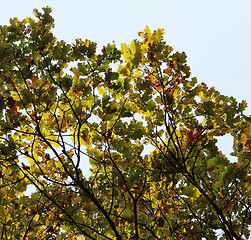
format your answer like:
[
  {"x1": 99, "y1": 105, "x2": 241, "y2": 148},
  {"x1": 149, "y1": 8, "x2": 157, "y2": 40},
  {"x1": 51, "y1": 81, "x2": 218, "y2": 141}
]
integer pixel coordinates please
[{"x1": 1, "y1": 0, "x2": 251, "y2": 164}]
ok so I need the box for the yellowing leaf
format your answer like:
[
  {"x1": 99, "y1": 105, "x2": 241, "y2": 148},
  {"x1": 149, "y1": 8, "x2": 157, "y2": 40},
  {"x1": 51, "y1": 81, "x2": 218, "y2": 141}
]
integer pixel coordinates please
[
  {"x1": 121, "y1": 43, "x2": 130, "y2": 61},
  {"x1": 240, "y1": 134, "x2": 247, "y2": 145},
  {"x1": 144, "y1": 25, "x2": 152, "y2": 37},
  {"x1": 70, "y1": 67, "x2": 78, "y2": 75},
  {"x1": 32, "y1": 76, "x2": 40, "y2": 88},
  {"x1": 33, "y1": 214, "x2": 39, "y2": 221},
  {"x1": 202, "y1": 118, "x2": 206, "y2": 127},
  {"x1": 97, "y1": 87, "x2": 106, "y2": 96}
]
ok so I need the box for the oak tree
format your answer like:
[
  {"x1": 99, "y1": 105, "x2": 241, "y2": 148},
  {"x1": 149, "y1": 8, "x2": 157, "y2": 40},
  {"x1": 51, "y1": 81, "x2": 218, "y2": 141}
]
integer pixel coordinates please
[{"x1": 0, "y1": 7, "x2": 250, "y2": 240}]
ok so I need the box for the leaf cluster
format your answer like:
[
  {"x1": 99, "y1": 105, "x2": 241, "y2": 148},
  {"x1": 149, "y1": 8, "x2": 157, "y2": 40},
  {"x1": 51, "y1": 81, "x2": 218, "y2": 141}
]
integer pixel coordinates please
[{"x1": 0, "y1": 8, "x2": 250, "y2": 240}]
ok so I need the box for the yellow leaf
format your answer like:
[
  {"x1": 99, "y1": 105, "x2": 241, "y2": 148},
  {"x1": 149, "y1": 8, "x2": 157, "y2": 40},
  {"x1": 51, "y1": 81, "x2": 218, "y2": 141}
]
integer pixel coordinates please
[
  {"x1": 19, "y1": 192, "x2": 24, "y2": 197},
  {"x1": 202, "y1": 118, "x2": 206, "y2": 127},
  {"x1": 33, "y1": 214, "x2": 39, "y2": 221},
  {"x1": 193, "y1": 187, "x2": 201, "y2": 198},
  {"x1": 144, "y1": 25, "x2": 152, "y2": 37},
  {"x1": 167, "y1": 181, "x2": 173, "y2": 190},
  {"x1": 97, "y1": 87, "x2": 106, "y2": 96},
  {"x1": 121, "y1": 43, "x2": 130, "y2": 61}
]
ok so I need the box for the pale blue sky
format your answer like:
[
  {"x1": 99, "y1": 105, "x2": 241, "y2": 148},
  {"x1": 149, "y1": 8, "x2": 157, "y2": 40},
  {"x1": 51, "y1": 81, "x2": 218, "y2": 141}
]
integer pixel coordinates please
[
  {"x1": 1, "y1": 1, "x2": 251, "y2": 164},
  {"x1": 1, "y1": 0, "x2": 250, "y2": 114}
]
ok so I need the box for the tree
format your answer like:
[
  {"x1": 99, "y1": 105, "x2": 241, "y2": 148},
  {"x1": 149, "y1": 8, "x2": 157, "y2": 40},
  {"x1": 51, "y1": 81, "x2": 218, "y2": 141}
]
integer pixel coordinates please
[{"x1": 0, "y1": 7, "x2": 250, "y2": 240}]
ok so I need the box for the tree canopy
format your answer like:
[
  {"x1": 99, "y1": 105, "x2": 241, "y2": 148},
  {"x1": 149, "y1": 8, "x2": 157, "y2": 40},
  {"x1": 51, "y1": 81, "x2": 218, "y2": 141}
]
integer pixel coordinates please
[{"x1": 0, "y1": 7, "x2": 250, "y2": 240}]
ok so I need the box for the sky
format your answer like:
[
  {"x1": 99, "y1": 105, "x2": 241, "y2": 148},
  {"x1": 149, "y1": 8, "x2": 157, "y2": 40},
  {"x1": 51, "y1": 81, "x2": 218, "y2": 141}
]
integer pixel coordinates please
[
  {"x1": 1, "y1": 0, "x2": 251, "y2": 164},
  {"x1": 1, "y1": 0, "x2": 250, "y2": 112}
]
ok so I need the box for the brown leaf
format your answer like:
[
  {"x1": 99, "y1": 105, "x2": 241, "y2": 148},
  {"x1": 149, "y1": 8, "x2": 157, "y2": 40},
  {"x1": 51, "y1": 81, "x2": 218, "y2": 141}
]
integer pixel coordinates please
[
  {"x1": 32, "y1": 76, "x2": 40, "y2": 88},
  {"x1": 105, "y1": 130, "x2": 113, "y2": 140},
  {"x1": 164, "y1": 89, "x2": 174, "y2": 105},
  {"x1": 22, "y1": 162, "x2": 30, "y2": 170},
  {"x1": 153, "y1": 82, "x2": 161, "y2": 88},
  {"x1": 70, "y1": 67, "x2": 78, "y2": 75},
  {"x1": 36, "y1": 150, "x2": 44, "y2": 157},
  {"x1": 45, "y1": 153, "x2": 50, "y2": 160},
  {"x1": 187, "y1": 130, "x2": 196, "y2": 143},
  {"x1": 157, "y1": 217, "x2": 165, "y2": 228}
]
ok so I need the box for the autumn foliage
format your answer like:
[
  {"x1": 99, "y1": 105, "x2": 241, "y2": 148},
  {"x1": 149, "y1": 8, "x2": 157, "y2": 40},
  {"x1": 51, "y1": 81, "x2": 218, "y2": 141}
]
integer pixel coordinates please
[{"x1": 0, "y1": 7, "x2": 250, "y2": 240}]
